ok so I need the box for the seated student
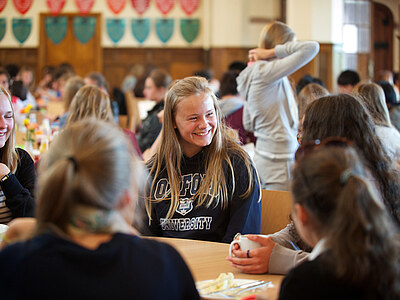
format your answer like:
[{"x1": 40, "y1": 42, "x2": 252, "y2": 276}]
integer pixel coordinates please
[
  {"x1": 0, "y1": 68, "x2": 10, "y2": 90},
  {"x1": 0, "y1": 119, "x2": 200, "y2": 300},
  {"x1": 389, "y1": 105, "x2": 400, "y2": 132},
  {"x1": 297, "y1": 83, "x2": 329, "y2": 126},
  {"x1": 295, "y1": 74, "x2": 325, "y2": 95},
  {"x1": 218, "y1": 70, "x2": 255, "y2": 145},
  {"x1": 84, "y1": 71, "x2": 119, "y2": 122},
  {"x1": 9, "y1": 80, "x2": 28, "y2": 128},
  {"x1": 66, "y1": 85, "x2": 142, "y2": 159},
  {"x1": 227, "y1": 94, "x2": 400, "y2": 275},
  {"x1": 353, "y1": 82, "x2": 400, "y2": 163},
  {"x1": 16, "y1": 66, "x2": 37, "y2": 109},
  {"x1": 337, "y1": 70, "x2": 360, "y2": 94},
  {"x1": 56, "y1": 76, "x2": 85, "y2": 128},
  {"x1": 144, "y1": 76, "x2": 261, "y2": 243},
  {"x1": 376, "y1": 69, "x2": 399, "y2": 101},
  {"x1": 377, "y1": 80, "x2": 400, "y2": 132},
  {"x1": 0, "y1": 87, "x2": 35, "y2": 224},
  {"x1": 136, "y1": 69, "x2": 171, "y2": 153},
  {"x1": 277, "y1": 143, "x2": 400, "y2": 299}
]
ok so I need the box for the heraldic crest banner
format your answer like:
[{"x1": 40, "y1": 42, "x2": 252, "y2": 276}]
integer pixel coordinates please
[
  {"x1": 45, "y1": 16, "x2": 67, "y2": 45},
  {"x1": 12, "y1": 18, "x2": 31, "y2": 44},
  {"x1": 131, "y1": 18, "x2": 150, "y2": 44},
  {"x1": 0, "y1": 18, "x2": 5, "y2": 42},
  {"x1": 180, "y1": 18, "x2": 199, "y2": 43},
  {"x1": 73, "y1": 16, "x2": 96, "y2": 44},
  {"x1": 107, "y1": 18, "x2": 126, "y2": 44},
  {"x1": 155, "y1": 18, "x2": 174, "y2": 43}
]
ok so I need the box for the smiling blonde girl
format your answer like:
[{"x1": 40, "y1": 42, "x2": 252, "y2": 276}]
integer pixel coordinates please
[{"x1": 144, "y1": 76, "x2": 261, "y2": 243}]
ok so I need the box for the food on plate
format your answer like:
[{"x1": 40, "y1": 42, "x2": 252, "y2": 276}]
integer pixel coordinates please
[{"x1": 197, "y1": 272, "x2": 236, "y2": 294}]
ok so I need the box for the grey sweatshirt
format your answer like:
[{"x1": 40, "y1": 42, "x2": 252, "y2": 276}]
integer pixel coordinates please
[{"x1": 237, "y1": 40, "x2": 320, "y2": 159}]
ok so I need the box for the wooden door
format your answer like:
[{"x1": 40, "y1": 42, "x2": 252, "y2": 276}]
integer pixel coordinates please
[
  {"x1": 38, "y1": 13, "x2": 102, "y2": 80},
  {"x1": 372, "y1": 3, "x2": 394, "y2": 79}
]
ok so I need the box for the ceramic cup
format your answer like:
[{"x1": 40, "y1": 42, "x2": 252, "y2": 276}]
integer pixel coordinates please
[{"x1": 229, "y1": 234, "x2": 261, "y2": 257}]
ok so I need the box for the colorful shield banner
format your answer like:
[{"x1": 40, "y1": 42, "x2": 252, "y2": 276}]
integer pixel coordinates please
[
  {"x1": 131, "y1": 18, "x2": 150, "y2": 44},
  {"x1": 46, "y1": 0, "x2": 66, "y2": 15},
  {"x1": 12, "y1": 18, "x2": 31, "y2": 44},
  {"x1": 107, "y1": 0, "x2": 126, "y2": 14},
  {"x1": 0, "y1": 19, "x2": 5, "y2": 42},
  {"x1": 180, "y1": 0, "x2": 199, "y2": 16},
  {"x1": 155, "y1": 0, "x2": 174, "y2": 15},
  {"x1": 180, "y1": 18, "x2": 198, "y2": 43},
  {"x1": 45, "y1": 17, "x2": 67, "y2": 45},
  {"x1": 131, "y1": 0, "x2": 150, "y2": 15},
  {"x1": 0, "y1": 0, "x2": 7, "y2": 13},
  {"x1": 155, "y1": 18, "x2": 174, "y2": 43},
  {"x1": 13, "y1": 0, "x2": 32, "y2": 15},
  {"x1": 75, "y1": 0, "x2": 94, "y2": 15},
  {"x1": 106, "y1": 18, "x2": 125, "y2": 44},
  {"x1": 73, "y1": 16, "x2": 96, "y2": 44}
]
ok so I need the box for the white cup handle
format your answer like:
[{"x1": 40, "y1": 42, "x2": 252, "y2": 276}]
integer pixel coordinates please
[{"x1": 229, "y1": 240, "x2": 240, "y2": 256}]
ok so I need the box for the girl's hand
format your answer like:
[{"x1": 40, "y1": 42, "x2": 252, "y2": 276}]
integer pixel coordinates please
[
  {"x1": 0, "y1": 163, "x2": 11, "y2": 177},
  {"x1": 248, "y1": 48, "x2": 276, "y2": 61},
  {"x1": 226, "y1": 235, "x2": 275, "y2": 274}
]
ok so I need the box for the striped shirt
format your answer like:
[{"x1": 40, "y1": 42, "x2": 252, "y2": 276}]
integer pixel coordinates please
[{"x1": 0, "y1": 188, "x2": 11, "y2": 224}]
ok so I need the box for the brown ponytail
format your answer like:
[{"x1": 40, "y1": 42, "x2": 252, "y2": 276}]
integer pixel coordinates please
[
  {"x1": 292, "y1": 147, "x2": 400, "y2": 298},
  {"x1": 36, "y1": 119, "x2": 141, "y2": 233}
]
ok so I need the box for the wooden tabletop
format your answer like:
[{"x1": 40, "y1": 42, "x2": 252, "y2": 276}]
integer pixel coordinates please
[{"x1": 149, "y1": 237, "x2": 284, "y2": 296}]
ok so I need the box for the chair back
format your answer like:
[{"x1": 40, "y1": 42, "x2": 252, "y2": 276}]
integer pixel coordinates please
[
  {"x1": 124, "y1": 92, "x2": 143, "y2": 132},
  {"x1": 261, "y1": 189, "x2": 292, "y2": 235}
]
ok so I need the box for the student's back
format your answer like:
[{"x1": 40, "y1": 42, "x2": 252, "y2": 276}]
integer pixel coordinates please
[
  {"x1": 0, "y1": 233, "x2": 198, "y2": 300},
  {"x1": 0, "y1": 119, "x2": 199, "y2": 300}
]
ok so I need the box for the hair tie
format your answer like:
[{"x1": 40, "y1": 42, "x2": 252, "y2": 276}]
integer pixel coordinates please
[
  {"x1": 67, "y1": 156, "x2": 78, "y2": 171},
  {"x1": 340, "y1": 168, "x2": 353, "y2": 185}
]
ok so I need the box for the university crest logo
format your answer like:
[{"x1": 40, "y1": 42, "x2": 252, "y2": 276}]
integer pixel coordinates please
[{"x1": 176, "y1": 198, "x2": 193, "y2": 216}]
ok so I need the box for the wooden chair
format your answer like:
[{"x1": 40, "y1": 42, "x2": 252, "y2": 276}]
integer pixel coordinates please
[
  {"x1": 260, "y1": 189, "x2": 293, "y2": 235},
  {"x1": 118, "y1": 115, "x2": 129, "y2": 129},
  {"x1": 124, "y1": 91, "x2": 142, "y2": 132}
]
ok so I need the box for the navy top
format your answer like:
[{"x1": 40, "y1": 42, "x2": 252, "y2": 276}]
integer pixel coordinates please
[
  {"x1": 0, "y1": 232, "x2": 200, "y2": 300},
  {"x1": 279, "y1": 254, "x2": 366, "y2": 300},
  {"x1": 145, "y1": 149, "x2": 261, "y2": 243},
  {"x1": 0, "y1": 148, "x2": 35, "y2": 222}
]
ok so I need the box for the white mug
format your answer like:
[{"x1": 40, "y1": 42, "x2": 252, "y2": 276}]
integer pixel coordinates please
[{"x1": 229, "y1": 234, "x2": 261, "y2": 257}]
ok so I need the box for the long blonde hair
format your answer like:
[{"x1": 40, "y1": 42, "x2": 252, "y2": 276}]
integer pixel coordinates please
[
  {"x1": 36, "y1": 119, "x2": 143, "y2": 233},
  {"x1": 297, "y1": 83, "x2": 329, "y2": 121},
  {"x1": 0, "y1": 87, "x2": 19, "y2": 173},
  {"x1": 146, "y1": 76, "x2": 256, "y2": 220},
  {"x1": 258, "y1": 21, "x2": 296, "y2": 49},
  {"x1": 62, "y1": 76, "x2": 85, "y2": 112},
  {"x1": 353, "y1": 82, "x2": 391, "y2": 127},
  {"x1": 66, "y1": 85, "x2": 113, "y2": 125}
]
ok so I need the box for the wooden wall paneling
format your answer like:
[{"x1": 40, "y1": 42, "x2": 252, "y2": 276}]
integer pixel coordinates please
[
  {"x1": 357, "y1": 53, "x2": 370, "y2": 81},
  {"x1": 289, "y1": 43, "x2": 333, "y2": 92},
  {"x1": 0, "y1": 48, "x2": 37, "y2": 74},
  {"x1": 209, "y1": 48, "x2": 249, "y2": 81},
  {"x1": 372, "y1": 3, "x2": 394, "y2": 79},
  {"x1": 317, "y1": 43, "x2": 333, "y2": 91},
  {"x1": 103, "y1": 48, "x2": 206, "y2": 90},
  {"x1": 170, "y1": 48, "x2": 206, "y2": 79}
]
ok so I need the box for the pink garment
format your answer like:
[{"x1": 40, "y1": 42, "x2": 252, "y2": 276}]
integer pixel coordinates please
[
  {"x1": 225, "y1": 107, "x2": 256, "y2": 145},
  {"x1": 123, "y1": 129, "x2": 143, "y2": 160}
]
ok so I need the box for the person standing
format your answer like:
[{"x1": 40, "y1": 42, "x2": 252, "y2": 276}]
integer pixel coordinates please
[{"x1": 237, "y1": 21, "x2": 319, "y2": 191}]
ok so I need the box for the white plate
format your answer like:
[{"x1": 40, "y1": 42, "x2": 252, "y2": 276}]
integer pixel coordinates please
[{"x1": 197, "y1": 279, "x2": 262, "y2": 300}]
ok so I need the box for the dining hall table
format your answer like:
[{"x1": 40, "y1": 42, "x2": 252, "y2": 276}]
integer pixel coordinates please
[{"x1": 148, "y1": 237, "x2": 284, "y2": 299}]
